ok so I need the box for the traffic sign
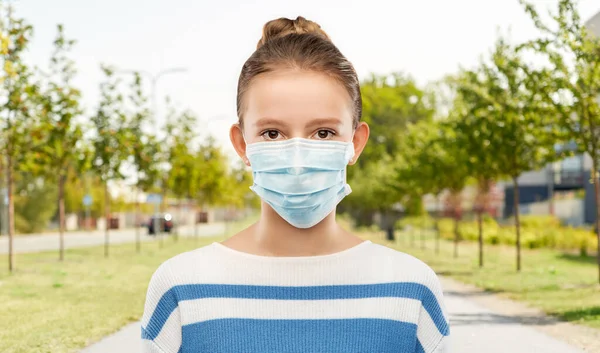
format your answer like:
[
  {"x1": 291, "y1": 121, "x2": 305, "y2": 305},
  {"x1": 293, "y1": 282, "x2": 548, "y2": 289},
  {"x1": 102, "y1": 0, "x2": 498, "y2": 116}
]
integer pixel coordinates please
[
  {"x1": 146, "y1": 194, "x2": 163, "y2": 204},
  {"x1": 83, "y1": 194, "x2": 93, "y2": 206}
]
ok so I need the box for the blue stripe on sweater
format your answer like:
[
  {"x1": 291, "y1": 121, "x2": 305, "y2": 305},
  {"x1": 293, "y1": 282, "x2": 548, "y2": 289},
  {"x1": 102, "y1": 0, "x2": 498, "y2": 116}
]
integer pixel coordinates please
[
  {"x1": 180, "y1": 318, "x2": 417, "y2": 353},
  {"x1": 142, "y1": 282, "x2": 449, "y2": 341},
  {"x1": 416, "y1": 340, "x2": 426, "y2": 353}
]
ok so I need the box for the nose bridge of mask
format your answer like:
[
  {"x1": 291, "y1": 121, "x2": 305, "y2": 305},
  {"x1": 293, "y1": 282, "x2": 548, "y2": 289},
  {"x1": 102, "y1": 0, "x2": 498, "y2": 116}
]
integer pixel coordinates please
[{"x1": 291, "y1": 141, "x2": 305, "y2": 175}]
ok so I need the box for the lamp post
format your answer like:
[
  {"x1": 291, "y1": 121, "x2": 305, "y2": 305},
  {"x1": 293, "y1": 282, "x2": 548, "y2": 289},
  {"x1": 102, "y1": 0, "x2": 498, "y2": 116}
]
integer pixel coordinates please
[
  {"x1": 116, "y1": 67, "x2": 188, "y2": 244},
  {"x1": 585, "y1": 11, "x2": 600, "y2": 36}
]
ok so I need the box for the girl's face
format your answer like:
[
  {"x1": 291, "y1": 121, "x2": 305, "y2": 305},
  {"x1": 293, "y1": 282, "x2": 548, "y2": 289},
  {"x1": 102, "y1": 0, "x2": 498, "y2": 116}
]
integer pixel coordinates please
[{"x1": 230, "y1": 70, "x2": 369, "y2": 165}]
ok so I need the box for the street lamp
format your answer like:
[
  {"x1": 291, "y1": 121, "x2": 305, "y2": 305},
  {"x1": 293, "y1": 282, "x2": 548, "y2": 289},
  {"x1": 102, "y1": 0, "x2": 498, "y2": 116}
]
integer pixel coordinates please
[
  {"x1": 585, "y1": 11, "x2": 600, "y2": 37},
  {"x1": 116, "y1": 67, "x2": 188, "y2": 129}
]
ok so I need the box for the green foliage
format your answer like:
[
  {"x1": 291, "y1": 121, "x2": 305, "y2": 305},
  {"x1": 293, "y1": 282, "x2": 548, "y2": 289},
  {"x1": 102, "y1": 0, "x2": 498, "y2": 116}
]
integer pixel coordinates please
[
  {"x1": 519, "y1": 0, "x2": 600, "y2": 168},
  {"x1": 346, "y1": 153, "x2": 402, "y2": 212},
  {"x1": 395, "y1": 214, "x2": 435, "y2": 230},
  {"x1": 397, "y1": 119, "x2": 471, "y2": 207},
  {"x1": 127, "y1": 72, "x2": 159, "y2": 194},
  {"x1": 165, "y1": 108, "x2": 199, "y2": 201},
  {"x1": 14, "y1": 174, "x2": 57, "y2": 233},
  {"x1": 220, "y1": 160, "x2": 258, "y2": 209},
  {"x1": 434, "y1": 216, "x2": 598, "y2": 253},
  {"x1": 0, "y1": 3, "x2": 41, "y2": 166},
  {"x1": 193, "y1": 137, "x2": 229, "y2": 207},
  {"x1": 63, "y1": 173, "x2": 107, "y2": 218},
  {"x1": 345, "y1": 73, "x2": 435, "y2": 216},
  {"x1": 358, "y1": 73, "x2": 436, "y2": 165},
  {"x1": 91, "y1": 65, "x2": 129, "y2": 184},
  {"x1": 38, "y1": 24, "x2": 84, "y2": 176},
  {"x1": 452, "y1": 37, "x2": 564, "y2": 182}
]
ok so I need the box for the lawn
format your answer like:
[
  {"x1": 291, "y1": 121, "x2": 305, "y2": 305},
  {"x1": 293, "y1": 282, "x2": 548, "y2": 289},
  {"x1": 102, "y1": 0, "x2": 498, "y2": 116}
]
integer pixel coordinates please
[
  {"x1": 2, "y1": 219, "x2": 599, "y2": 353},
  {"x1": 362, "y1": 229, "x2": 600, "y2": 329},
  {"x1": 0, "y1": 219, "x2": 252, "y2": 353}
]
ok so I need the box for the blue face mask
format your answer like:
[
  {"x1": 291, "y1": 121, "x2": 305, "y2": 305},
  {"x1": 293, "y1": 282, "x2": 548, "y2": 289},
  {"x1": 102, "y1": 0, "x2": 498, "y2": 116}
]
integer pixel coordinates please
[{"x1": 246, "y1": 137, "x2": 355, "y2": 229}]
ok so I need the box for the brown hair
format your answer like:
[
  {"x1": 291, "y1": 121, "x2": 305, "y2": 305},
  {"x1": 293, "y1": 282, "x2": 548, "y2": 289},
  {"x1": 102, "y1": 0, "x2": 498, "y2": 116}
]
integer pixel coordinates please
[{"x1": 236, "y1": 16, "x2": 362, "y2": 128}]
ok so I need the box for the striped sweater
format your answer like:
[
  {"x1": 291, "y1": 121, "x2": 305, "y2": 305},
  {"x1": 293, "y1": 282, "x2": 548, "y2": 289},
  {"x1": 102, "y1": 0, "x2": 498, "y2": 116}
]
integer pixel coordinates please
[{"x1": 141, "y1": 240, "x2": 450, "y2": 353}]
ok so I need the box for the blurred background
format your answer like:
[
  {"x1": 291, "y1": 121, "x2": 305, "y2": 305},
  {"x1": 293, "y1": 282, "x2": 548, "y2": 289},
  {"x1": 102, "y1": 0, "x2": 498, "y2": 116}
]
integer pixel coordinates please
[{"x1": 1, "y1": 0, "x2": 600, "y2": 352}]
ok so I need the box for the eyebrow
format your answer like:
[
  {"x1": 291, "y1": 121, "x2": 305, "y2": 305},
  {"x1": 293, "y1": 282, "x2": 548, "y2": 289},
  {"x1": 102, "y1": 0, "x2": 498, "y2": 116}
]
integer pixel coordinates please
[
  {"x1": 253, "y1": 118, "x2": 287, "y2": 129},
  {"x1": 305, "y1": 117, "x2": 344, "y2": 129},
  {"x1": 253, "y1": 117, "x2": 344, "y2": 130}
]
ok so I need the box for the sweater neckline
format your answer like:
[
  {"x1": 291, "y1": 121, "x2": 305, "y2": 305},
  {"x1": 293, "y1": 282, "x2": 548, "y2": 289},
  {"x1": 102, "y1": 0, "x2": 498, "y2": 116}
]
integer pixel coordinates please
[{"x1": 211, "y1": 240, "x2": 372, "y2": 263}]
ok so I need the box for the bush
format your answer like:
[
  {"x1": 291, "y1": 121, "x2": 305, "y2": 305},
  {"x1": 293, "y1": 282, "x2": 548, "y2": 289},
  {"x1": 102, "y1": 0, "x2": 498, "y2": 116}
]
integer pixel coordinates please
[
  {"x1": 408, "y1": 215, "x2": 598, "y2": 254},
  {"x1": 395, "y1": 215, "x2": 434, "y2": 230}
]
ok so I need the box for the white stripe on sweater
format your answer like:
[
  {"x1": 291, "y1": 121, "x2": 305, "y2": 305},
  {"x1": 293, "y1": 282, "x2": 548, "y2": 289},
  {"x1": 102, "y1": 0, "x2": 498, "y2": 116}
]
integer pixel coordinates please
[{"x1": 178, "y1": 297, "x2": 422, "y2": 325}]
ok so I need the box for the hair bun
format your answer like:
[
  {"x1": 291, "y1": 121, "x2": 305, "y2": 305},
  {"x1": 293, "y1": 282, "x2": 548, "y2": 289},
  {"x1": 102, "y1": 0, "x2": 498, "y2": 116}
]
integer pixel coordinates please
[{"x1": 257, "y1": 16, "x2": 330, "y2": 49}]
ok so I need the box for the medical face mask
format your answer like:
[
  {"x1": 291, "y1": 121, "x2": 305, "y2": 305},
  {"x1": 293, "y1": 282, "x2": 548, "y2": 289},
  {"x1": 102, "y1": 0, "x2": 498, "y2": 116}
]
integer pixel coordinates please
[{"x1": 246, "y1": 137, "x2": 355, "y2": 229}]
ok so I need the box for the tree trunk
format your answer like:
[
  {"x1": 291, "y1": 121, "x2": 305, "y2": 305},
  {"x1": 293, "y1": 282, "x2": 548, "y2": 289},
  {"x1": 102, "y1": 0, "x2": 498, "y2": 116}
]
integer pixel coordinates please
[
  {"x1": 135, "y1": 189, "x2": 141, "y2": 254},
  {"x1": 174, "y1": 198, "x2": 181, "y2": 242},
  {"x1": 420, "y1": 218, "x2": 426, "y2": 250},
  {"x1": 194, "y1": 210, "x2": 198, "y2": 242},
  {"x1": 384, "y1": 209, "x2": 395, "y2": 241},
  {"x1": 548, "y1": 165, "x2": 555, "y2": 216},
  {"x1": 592, "y1": 164, "x2": 600, "y2": 284},
  {"x1": 453, "y1": 216, "x2": 459, "y2": 259},
  {"x1": 104, "y1": 182, "x2": 110, "y2": 258},
  {"x1": 58, "y1": 174, "x2": 66, "y2": 261},
  {"x1": 7, "y1": 154, "x2": 14, "y2": 272},
  {"x1": 435, "y1": 194, "x2": 441, "y2": 254},
  {"x1": 513, "y1": 177, "x2": 522, "y2": 272},
  {"x1": 435, "y1": 218, "x2": 440, "y2": 254},
  {"x1": 159, "y1": 186, "x2": 167, "y2": 240},
  {"x1": 477, "y1": 210, "x2": 484, "y2": 268}
]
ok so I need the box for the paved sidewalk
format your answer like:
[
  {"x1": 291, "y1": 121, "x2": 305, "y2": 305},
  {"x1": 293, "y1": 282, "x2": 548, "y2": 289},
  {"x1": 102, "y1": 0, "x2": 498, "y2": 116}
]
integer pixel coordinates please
[
  {"x1": 0, "y1": 223, "x2": 225, "y2": 254},
  {"x1": 80, "y1": 277, "x2": 597, "y2": 353}
]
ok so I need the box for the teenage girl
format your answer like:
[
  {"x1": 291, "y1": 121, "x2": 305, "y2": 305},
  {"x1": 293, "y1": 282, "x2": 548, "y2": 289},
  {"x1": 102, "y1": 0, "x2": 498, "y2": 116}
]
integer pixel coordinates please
[{"x1": 141, "y1": 16, "x2": 450, "y2": 353}]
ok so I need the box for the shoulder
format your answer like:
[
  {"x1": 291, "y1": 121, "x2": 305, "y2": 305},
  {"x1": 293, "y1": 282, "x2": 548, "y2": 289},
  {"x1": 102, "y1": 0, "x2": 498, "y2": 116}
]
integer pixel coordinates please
[
  {"x1": 366, "y1": 242, "x2": 444, "y2": 293},
  {"x1": 148, "y1": 243, "x2": 219, "y2": 289},
  {"x1": 368, "y1": 242, "x2": 439, "y2": 277}
]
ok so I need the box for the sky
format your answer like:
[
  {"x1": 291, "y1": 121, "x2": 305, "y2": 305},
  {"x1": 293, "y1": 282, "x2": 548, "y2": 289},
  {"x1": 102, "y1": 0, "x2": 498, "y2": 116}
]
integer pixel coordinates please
[{"x1": 15, "y1": 0, "x2": 600, "y2": 158}]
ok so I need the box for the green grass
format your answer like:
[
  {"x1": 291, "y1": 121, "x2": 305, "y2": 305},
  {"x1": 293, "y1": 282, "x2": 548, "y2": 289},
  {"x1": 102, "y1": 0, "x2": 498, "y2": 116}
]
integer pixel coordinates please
[
  {"x1": 0, "y1": 219, "x2": 253, "y2": 353},
  {"x1": 3, "y1": 218, "x2": 599, "y2": 352},
  {"x1": 362, "y1": 229, "x2": 600, "y2": 329}
]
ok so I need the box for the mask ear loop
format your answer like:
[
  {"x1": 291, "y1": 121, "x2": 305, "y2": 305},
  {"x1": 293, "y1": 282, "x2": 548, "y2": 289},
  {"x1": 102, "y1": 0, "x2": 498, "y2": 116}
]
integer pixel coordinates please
[{"x1": 344, "y1": 136, "x2": 356, "y2": 185}]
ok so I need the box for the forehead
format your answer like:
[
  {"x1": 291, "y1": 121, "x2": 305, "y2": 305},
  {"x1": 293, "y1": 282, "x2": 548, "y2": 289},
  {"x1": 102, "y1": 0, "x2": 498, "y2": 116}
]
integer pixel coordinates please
[{"x1": 243, "y1": 69, "x2": 353, "y2": 128}]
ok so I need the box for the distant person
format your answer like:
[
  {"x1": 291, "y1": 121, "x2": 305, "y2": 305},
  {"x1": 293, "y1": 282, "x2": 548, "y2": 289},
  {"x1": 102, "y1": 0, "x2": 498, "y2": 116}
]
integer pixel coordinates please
[{"x1": 141, "y1": 16, "x2": 450, "y2": 353}]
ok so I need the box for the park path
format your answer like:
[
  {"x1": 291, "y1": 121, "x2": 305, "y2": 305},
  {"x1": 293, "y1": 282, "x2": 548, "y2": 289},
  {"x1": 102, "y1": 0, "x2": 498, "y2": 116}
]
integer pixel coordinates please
[
  {"x1": 80, "y1": 277, "x2": 597, "y2": 353},
  {"x1": 0, "y1": 223, "x2": 226, "y2": 254}
]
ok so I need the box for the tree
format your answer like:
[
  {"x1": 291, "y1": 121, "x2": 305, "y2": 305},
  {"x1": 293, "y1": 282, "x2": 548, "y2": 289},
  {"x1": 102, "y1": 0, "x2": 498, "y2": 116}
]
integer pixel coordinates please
[
  {"x1": 0, "y1": 2, "x2": 42, "y2": 271},
  {"x1": 396, "y1": 119, "x2": 470, "y2": 255},
  {"x1": 456, "y1": 37, "x2": 563, "y2": 271},
  {"x1": 38, "y1": 24, "x2": 84, "y2": 261},
  {"x1": 222, "y1": 160, "x2": 257, "y2": 210},
  {"x1": 14, "y1": 173, "x2": 57, "y2": 233},
  {"x1": 451, "y1": 69, "x2": 505, "y2": 267},
  {"x1": 436, "y1": 121, "x2": 471, "y2": 258},
  {"x1": 91, "y1": 65, "x2": 130, "y2": 258},
  {"x1": 520, "y1": 0, "x2": 600, "y2": 282},
  {"x1": 127, "y1": 72, "x2": 154, "y2": 252},
  {"x1": 194, "y1": 136, "x2": 228, "y2": 207},
  {"x1": 165, "y1": 109, "x2": 198, "y2": 241},
  {"x1": 345, "y1": 73, "x2": 435, "y2": 233},
  {"x1": 349, "y1": 153, "x2": 404, "y2": 240}
]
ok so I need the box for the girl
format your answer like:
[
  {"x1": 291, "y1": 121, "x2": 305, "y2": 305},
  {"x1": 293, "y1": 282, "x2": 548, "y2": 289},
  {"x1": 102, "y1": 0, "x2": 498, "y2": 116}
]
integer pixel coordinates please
[{"x1": 141, "y1": 16, "x2": 450, "y2": 353}]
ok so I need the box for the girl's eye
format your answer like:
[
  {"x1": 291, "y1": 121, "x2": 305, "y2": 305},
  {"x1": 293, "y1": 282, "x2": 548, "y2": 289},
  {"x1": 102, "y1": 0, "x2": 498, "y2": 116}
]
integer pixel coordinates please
[
  {"x1": 262, "y1": 130, "x2": 281, "y2": 140},
  {"x1": 315, "y1": 130, "x2": 335, "y2": 139}
]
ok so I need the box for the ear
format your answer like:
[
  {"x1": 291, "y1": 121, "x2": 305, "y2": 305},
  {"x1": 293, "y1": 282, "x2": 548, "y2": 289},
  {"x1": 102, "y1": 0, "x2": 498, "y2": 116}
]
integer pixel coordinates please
[
  {"x1": 229, "y1": 123, "x2": 250, "y2": 166},
  {"x1": 349, "y1": 122, "x2": 369, "y2": 165}
]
